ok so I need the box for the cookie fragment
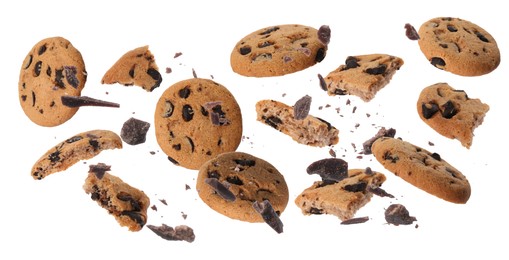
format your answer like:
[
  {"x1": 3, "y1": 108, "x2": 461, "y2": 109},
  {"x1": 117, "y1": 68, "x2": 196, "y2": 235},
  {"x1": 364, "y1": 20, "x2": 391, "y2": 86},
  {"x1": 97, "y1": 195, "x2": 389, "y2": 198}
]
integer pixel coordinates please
[
  {"x1": 120, "y1": 117, "x2": 151, "y2": 145},
  {"x1": 147, "y1": 224, "x2": 195, "y2": 243},
  {"x1": 385, "y1": 204, "x2": 417, "y2": 226}
]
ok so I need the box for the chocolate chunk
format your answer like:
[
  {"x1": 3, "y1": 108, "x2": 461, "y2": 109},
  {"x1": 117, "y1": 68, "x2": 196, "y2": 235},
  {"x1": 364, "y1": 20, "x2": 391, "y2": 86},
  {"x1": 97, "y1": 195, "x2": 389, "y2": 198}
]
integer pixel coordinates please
[
  {"x1": 61, "y1": 95, "x2": 120, "y2": 108},
  {"x1": 258, "y1": 41, "x2": 274, "y2": 48},
  {"x1": 88, "y1": 163, "x2": 111, "y2": 179},
  {"x1": 430, "y1": 57, "x2": 446, "y2": 68},
  {"x1": 120, "y1": 211, "x2": 146, "y2": 227},
  {"x1": 344, "y1": 182, "x2": 367, "y2": 192},
  {"x1": 48, "y1": 150, "x2": 61, "y2": 163},
  {"x1": 163, "y1": 101, "x2": 174, "y2": 118},
  {"x1": 318, "y1": 73, "x2": 327, "y2": 91},
  {"x1": 260, "y1": 26, "x2": 279, "y2": 35},
  {"x1": 441, "y1": 100, "x2": 457, "y2": 119},
  {"x1": 205, "y1": 178, "x2": 236, "y2": 202},
  {"x1": 233, "y1": 159, "x2": 256, "y2": 167},
  {"x1": 365, "y1": 64, "x2": 387, "y2": 75},
  {"x1": 65, "y1": 135, "x2": 83, "y2": 143},
  {"x1": 38, "y1": 44, "x2": 47, "y2": 55},
  {"x1": 63, "y1": 66, "x2": 80, "y2": 88},
  {"x1": 178, "y1": 86, "x2": 191, "y2": 98},
  {"x1": 362, "y1": 127, "x2": 396, "y2": 154},
  {"x1": 404, "y1": 23, "x2": 420, "y2": 40},
  {"x1": 120, "y1": 117, "x2": 151, "y2": 145},
  {"x1": 23, "y1": 55, "x2": 32, "y2": 69},
  {"x1": 421, "y1": 102, "x2": 439, "y2": 119},
  {"x1": 383, "y1": 151, "x2": 399, "y2": 163},
  {"x1": 252, "y1": 200, "x2": 284, "y2": 234},
  {"x1": 293, "y1": 95, "x2": 312, "y2": 120},
  {"x1": 385, "y1": 204, "x2": 417, "y2": 226},
  {"x1": 344, "y1": 56, "x2": 360, "y2": 70},
  {"x1": 475, "y1": 31, "x2": 489, "y2": 43},
  {"x1": 239, "y1": 46, "x2": 251, "y2": 55},
  {"x1": 317, "y1": 25, "x2": 331, "y2": 45},
  {"x1": 447, "y1": 25, "x2": 458, "y2": 32},
  {"x1": 341, "y1": 216, "x2": 369, "y2": 225},
  {"x1": 34, "y1": 61, "x2": 42, "y2": 77},
  {"x1": 55, "y1": 69, "x2": 65, "y2": 88},
  {"x1": 147, "y1": 224, "x2": 195, "y2": 243},
  {"x1": 264, "y1": 116, "x2": 282, "y2": 129},
  {"x1": 167, "y1": 156, "x2": 179, "y2": 165},
  {"x1": 147, "y1": 68, "x2": 162, "y2": 91},
  {"x1": 430, "y1": 152, "x2": 441, "y2": 161},
  {"x1": 306, "y1": 158, "x2": 348, "y2": 182},
  {"x1": 315, "y1": 48, "x2": 326, "y2": 63},
  {"x1": 182, "y1": 104, "x2": 194, "y2": 121},
  {"x1": 368, "y1": 185, "x2": 394, "y2": 198}
]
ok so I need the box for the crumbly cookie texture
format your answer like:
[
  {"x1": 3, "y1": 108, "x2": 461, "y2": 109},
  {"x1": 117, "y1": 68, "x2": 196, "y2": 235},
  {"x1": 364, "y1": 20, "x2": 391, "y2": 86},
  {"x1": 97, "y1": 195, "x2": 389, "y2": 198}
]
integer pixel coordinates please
[
  {"x1": 417, "y1": 82, "x2": 489, "y2": 148},
  {"x1": 295, "y1": 168, "x2": 386, "y2": 221},
  {"x1": 18, "y1": 36, "x2": 87, "y2": 127},
  {"x1": 31, "y1": 130, "x2": 122, "y2": 180},
  {"x1": 230, "y1": 24, "x2": 327, "y2": 77},
  {"x1": 371, "y1": 137, "x2": 471, "y2": 204},
  {"x1": 255, "y1": 99, "x2": 339, "y2": 147},
  {"x1": 154, "y1": 78, "x2": 243, "y2": 170},
  {"x1": 83, "y1": 165, "x2": 150, "y2": 232},
  {"x1": 102, "y1": 45, "x2": 162, "y2": 92},
  {"x1": 324, "y1": 54, "x2": 404, "y2": 102},
  {"x1": 417, "y1": 17, "x2": 500, "y2": 76},
  {"x1": 196, "y1": 152, "x2": 289, "y2": 223}
]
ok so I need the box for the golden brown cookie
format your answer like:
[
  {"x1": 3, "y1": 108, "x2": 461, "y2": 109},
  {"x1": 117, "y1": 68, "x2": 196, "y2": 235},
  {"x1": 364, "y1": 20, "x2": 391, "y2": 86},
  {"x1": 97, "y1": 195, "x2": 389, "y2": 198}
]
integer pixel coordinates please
[
  {"x1": 154, "y1": 78, "x2": 243, "y2": 170},
  {"x1": 371, "y1": 137, "x2": 471, "y2": 204},
  {"x1": 196, "y1": 152, "x2": 289, "y2": 223},
  {"x1": 230, "y1": 24, "x2": 328, "y2": 77},
  {"x1": 31, "y1": 129, "x2": 123, "y2": 180},
  {"x1": 295, "y1": 168, "x2": 386, "y2": 221},
  {"x1": 18, "y1": 36, "x2": 87, "y2": 127},
  {"x1": 417, "y1": 82, "x2": 489, "y2": 148},
  {"x1": 101, "y1": 45, "x2": 162, "y2": 92},
  {"x1": 417, "y1": 17, "x2": 500, "y2": 76},
  {"x1": 83, "y1": 163, "x2": 150, "y2": 232},
  {"x1": 323, "y1": 54, "x2": 404, "y2": 102}
]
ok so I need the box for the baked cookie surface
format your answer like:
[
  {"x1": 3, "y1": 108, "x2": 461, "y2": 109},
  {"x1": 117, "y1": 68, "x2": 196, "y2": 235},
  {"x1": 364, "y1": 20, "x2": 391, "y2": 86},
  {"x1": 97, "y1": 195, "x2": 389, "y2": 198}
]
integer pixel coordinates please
[
  {"x1": 196, "y1": 152, "x2": 289, "y2": 223},
  {"x1": 371, "y1": 137, "x2": 471, "y2": 204},
  {"x1": 418, "y1": 17, "x2": 500, "y2": 76},
  {"x1": 18, "y1": 36, "x2": 87, "y2": 127},
  {"x1": 154, "y1": 78, "x2": 243, "y2": 170},
  {"x1": 255, "y1": 99, "x2": 339, "y2": 147},
  {"x1": 230, "y1": 24, "x2": 327, "y2": 77},
  {"x1": 102, "y1": 45, "x2": 162, "y2": 92},
  {"x1": 417, "y1": 82, "x2": 489, "y2": 148},
  {"x1": 31, "y1": 129, "x2": 123, "y2": 180},
  {"x1": 323, "y1": 54, "x2": 404, "y2": 102}
]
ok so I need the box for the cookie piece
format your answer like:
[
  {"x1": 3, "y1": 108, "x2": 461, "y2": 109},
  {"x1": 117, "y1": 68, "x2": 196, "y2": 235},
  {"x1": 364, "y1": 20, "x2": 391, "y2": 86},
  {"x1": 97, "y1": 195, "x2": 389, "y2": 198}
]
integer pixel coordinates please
[
  {"x1": 154, "y1": 78, "x2": 243, "y2": 170},
  {"x1": 230, "y1": 24, "x2": 327, "y2": 77},
  {"x1": 101, "y1": 45, "x2": 162, "y2": 92},
  {"x1": 295, "y1": 168, "x2": 386, "y2": 221},
  {"x1": 417, "y1": 83, "x2": 489, "y2": 148},
  {"x1": 417, "y1": 17, "x2": 500, "y2": 76},
  {"x1": 371, "y1": 137, "x2": 471, "y2": 204},
  {"x1": 83, "y1": 164, "x2": 150, "y2": 232},
  {"x1": 18, "y1": 36, "x2": 87, "y2": 127},
  {"x1": 196, "y1": 152, "x2": 289, "y2": 223},
  {"x1": 255, "y1": 99, "x2": 339, "y2": 147},
  {"x1": 31, "y1": 130, "x2": 122, "y2": 180},
  {"x1": 323, "y1": 54, "x2": 404, "y2": 102}
]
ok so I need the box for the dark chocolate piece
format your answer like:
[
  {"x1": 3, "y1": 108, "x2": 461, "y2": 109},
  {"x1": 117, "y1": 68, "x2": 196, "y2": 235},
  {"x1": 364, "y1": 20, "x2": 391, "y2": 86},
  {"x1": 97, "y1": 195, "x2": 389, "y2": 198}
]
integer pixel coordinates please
[
  {"x1": 306, "y1": 158, "x2": 348, "y2": 182},
  {"x1": 120, "y1": 117, "x2": 151, "y2": 145},
  {"x1": 147, "y1": 224, "x2": 195, "y2": 243},
  {"x1": 368, "y1": 185, "x2": 394, "y2": 198},
  {"x1": 61, "y1": 95, "x2": 120, "y2": 108},
  {"x1": 362, "y1": 127, "x2": 396, "y2": 154},
  {"x1": 293, "y1": 95, "x2": 312, "y2": 120},
  {"x1": 385, "y1": 204, "x2": 417, "y2": 226},
  {"x1": 340, "y1": 216, "x2": 369, "y2": 225},
  {"x1": 404, "y1": 23, "x2": 420, "y2": 40},
  {"x1": 317, "y1": 25, "x2": 331, "y2": 45},
  {"x1": 422, "y1": 102, "x2": 439, "y2": 119},
  {"x1": 204, "y1": 177, "x2": 236, "y2": 202},
  {"x1": 252, "y1": 200, "x2": 284, "y2": 234},
  {"x1": 318, "y1": 73, "x2": 327, "y2": 91},
  {"x1": 88, "y1": 163, "x2": 111, "y2": 179}
]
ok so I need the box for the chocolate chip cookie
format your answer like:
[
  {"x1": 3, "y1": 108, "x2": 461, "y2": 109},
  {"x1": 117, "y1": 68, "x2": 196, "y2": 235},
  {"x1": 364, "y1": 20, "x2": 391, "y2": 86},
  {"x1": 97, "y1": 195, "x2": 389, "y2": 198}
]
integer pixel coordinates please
[
  {"x1": 323, "y1": 54, "x2": 404, "y2": 102},
  {"x1": 154, "y1": 78, "x2": 243, "y2": 170},
  {"x1": 417, "y1": 82, "x2": 489, "y2": 148},
  {"x1": 417, "y1": 17, "x2": 500, "y2": 76},
  {"x1": 371, "y1": 137, "x2": 471, "y2": 204},
  {"x1": 230, "y1": 24, "x2": 328, "y2": 77},
  {"x1": 196, "y1": 152, "x2": 289, "y2": 223},
  {"x1": 18, "y1": 36, "x2": 87, "y2": 127},
  {"x1": 101, "y1": 45, "x2": 162, "y2": 92}
]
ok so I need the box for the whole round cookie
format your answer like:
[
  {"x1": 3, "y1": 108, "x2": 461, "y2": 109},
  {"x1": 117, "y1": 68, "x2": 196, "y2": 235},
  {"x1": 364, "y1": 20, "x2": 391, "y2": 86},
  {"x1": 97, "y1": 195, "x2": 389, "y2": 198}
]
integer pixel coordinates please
[
  {"x1": 18, "y1": 36, "x2": 87, "y2": 127},
  {"x1": 196, "y1": 151, "x2": 289, "y2": 223},
  {"x1": 417, "y1": 17, "x2": 500, "y2": 76},
  {"x1": 230, "y1": 24, "x2": 328, "y2": 77},
  {"x1": 154, "y1": 78, "x2": 243, "y2": 170}
]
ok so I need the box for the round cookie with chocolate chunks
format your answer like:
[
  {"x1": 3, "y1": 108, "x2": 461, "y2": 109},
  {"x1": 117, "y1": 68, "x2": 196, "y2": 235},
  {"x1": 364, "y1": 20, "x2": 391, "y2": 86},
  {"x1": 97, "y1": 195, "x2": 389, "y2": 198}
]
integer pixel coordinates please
[
  {"x1": 417, "y1": 82, "x2": 489, "y2": 149},
  {"x1": 230, "y1": 24, "x2": 328, "y2": 77},
  {"x1": 18, "y1": 36, "x2": 87, "y2": 127},
  {"x1": 417, "y1": 17, "x2": 500, "y2": 76},
  {"x1": 154, "y1": 78, "x2": 243, "y2": 170},
  {"x1": 196, "y1": 152, "x2": 289, "y2": 223}
]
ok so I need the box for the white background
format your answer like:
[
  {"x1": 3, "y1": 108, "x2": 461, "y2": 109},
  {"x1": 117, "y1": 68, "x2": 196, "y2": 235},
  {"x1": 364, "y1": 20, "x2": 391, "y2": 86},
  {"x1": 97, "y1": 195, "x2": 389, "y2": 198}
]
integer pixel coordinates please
[{"x1": 2, "y1": 0, "x2": 507, "y2": 259}]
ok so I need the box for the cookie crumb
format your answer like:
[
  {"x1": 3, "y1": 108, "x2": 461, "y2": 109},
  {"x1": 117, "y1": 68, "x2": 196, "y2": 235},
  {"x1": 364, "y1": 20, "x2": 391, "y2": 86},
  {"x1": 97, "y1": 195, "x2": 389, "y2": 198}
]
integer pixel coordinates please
[
  {"x1": 151, "y1": 205, "x2": 158, "y2": 211},
  {"x1": 174, "y1": 52, "x2": 182, "y2": 58},
  {"x1": 165, "y1": 67, "x2": 172, "y2": 74},
  {"x1": 159, "y1": 199, "x2": 168, "y2": 205}
]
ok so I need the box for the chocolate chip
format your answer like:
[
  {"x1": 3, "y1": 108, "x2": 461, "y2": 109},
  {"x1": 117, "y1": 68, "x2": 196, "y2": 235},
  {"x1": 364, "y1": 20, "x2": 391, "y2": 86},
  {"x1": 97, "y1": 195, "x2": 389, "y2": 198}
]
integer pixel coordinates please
[
  {"x1": 334, "y1": 89, "x2": 348, "y2": 95},
  {"x1": 147, "y1": 68, "x2": 162, "y2": 91},
  {"x1": 88, "y1": 163, "x2": 111, "y2": 179},
  {"x1": 205, "y1": 177, "x2": 236, "y2": 202},
  {"x1": 447, "y1": 25, "x2": 458, "y2": 32},
  {"x1": 430, "y1": 57, "x2": 446, "y2": 68},
  {"x1": 344, "y1": 182, "x2": 367, "y2": 192},
  {"x1": 172, "y1": 144, "x2": 181, "y2": 150},
  {"x1": 441, "y1": 100, "x2": 457, "y2": 119},
  {"x1": 306, "y1": 158, "x2": 348, "y2": 182},
  {"x1": 239, "y1": 46, "x2": 251, "y2": 55},
  {"x1": 309, "y1": 207, "x2": 323, "y2": 215},
  {"x1": 317, "y1": 25, "x2": 331, "y2": 45},
  {"x1": 128, "y1": 66, "x2": 135, "y2": 78},
  {"x1": 264, "y1": 116, "x2": 282, "y2": 129},
  {"x1": 318, "y1": 74, "x2": 327, "y2": 91},
  {"x1": 163, "y1": 101, "x2": 174, "y2": 118},
  {"x1": 421, "y1": 102, "x2": 439, "y2": 119},
  {"x1": 178, "y1": 86, "x2": 191, "y2": 99},
  {"x1": 182, "y1": 104, "x2": 194, "y2": 121},
  {"x1": 253, "y1": 53, "x2": 272, "y2": 61},
  {"x1": 260, "y1": 26, "x2": 279, "y2": 35},
  {"x1": 186, "y1": 136, "x2": 194, "y2": 152},
  {"x1": 120, "y1": 211, "x2": 146, "y2": 227},
  {"x1": 65, "y1": 135, "x2": 83, "y2": 143},
  {"x1": 61, "y1": 95, "x2": 120, "y2": 108},
  {"x1": 315, "y1": 117, "x2": 334, "y2": 131},
  {"x1": 404, "y1": 23, "x2": 420, "y2": 40},
  {"x1": 233, "y1": 159, "x2": 256, "y2": 167},
  {"x1": 344, "y1": 56, "x2": 360, "y2": 70},
  {"x1": 293, "y1": 95, "x2": 312, "y2": 120},
  {"x1": 38, "y1": 44, "x2": 47, "y2": 55},
  {"x1": 383, "y1": 151, "x2": 399, "y2": 163},
  {"x1": 365, "y1": 64, "x2": 387, "y2": 75},
  {"x1": 385, "y1": 204, "x2": 417, "y2": 226},
  {"x1": 64, "y1": 66, "x2": 80, "y2": 89},
  {"x1": 226, "y1": 175, "x2": 243, "y2": 185},
  {"x1": 120, "y1": 117, "x2": 151, "y2": 145},
  {"x1": 34, "y1": 61, "x2": 42, "y2": 77},
  {"x1": 23, "y1": 55, "x2": 33, "y2": 69},
  {"x1": 167, "y1": 156, "x2": 179, "y2": 165},
  {"x1": 430, "y1": 152, "x2": 441, "y2": 161},
  {"x1": 258, "y1": 41, "x2": 274, "y2": 48},
  {"x1": 315, "y1": 48, "x2": 326, "y2": 63},
  {"x1": 46, "y1": 66, "x2": 52, "y2": 77},
  {"x1": 475, "y1": 31, "x2": 489, "y2": 43},
  {"x1": 341, "y1": 216, "x2": 369, "y2": 225},
  {"x1": 147, "y1": 224, "x2": 195, "y2": 243},
  {"x1": 252, "y1": 200, "x2": 284, "y2": 234},
  {"x1": 207, "y1": 170, "x2": 220, "y2": 179},
  {"x1": 48, "y1": 150, "x2": 61, "y2": 163}
]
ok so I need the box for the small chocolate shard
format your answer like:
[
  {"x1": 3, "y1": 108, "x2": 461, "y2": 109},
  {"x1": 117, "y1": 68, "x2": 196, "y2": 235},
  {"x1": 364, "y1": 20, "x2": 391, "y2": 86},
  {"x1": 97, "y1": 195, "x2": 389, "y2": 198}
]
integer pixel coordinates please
[
  {"x1": 306, "y1": 158, "x2": 348, "y2": 182},
  {"x1": 341, "y1": 216, "x2": 369, "y2": 225},
  {"x1": 385, "y1": 204, "x2": 417, "y2": 226},
  {"x1": 368, "y1": 185, "x2": 394, "y2": 198},
  {"x1": 317, "y1": 25, "x2": 331, "y2": 45},
  {"x1": 404, "y1": 23, "x2": 420, "y2": 40},
  {"x1": 61, "y1": 95, "x2": 120, "y2": 108},
  {"x1": 344, "y1": 182, "x2": 367, "y2": 192},
  {"x1": 362, "y1": 127, "x2": 396, "y2": 154},
  {"x1": 252, "y1": 200, "x2": 284, "y2": 234},
  {"x1": 318, "y1": 73, "x2": 327, "y2": 91},
  {"x1": 147, "y1": 224, "x2": 195, "y2": 243},
  {"x1": 293, "y1": 95, "x2": 312, "y2": 120},
  {"x1": 88, "y1": 163, "x2": 111, "y2": 179},
  {"x1": 205, "y1": 178, "x2": 236, "y2": 202}
]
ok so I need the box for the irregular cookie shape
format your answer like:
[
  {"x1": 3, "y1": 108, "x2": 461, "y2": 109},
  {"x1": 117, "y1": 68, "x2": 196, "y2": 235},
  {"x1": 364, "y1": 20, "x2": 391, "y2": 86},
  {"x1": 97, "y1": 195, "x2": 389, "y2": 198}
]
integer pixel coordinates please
[
  {"x1": 31, "y1": 130, "x2": 122, "y2": 180},
  {"x1": 102, "y1": 45, "x2": 162, "y2": 92},
  {"x1": 230, "y1": 24, "x2": 327, "y2": 77},
  {"x1": 371, "y1": 137, "x2": 471, "y2": 204},
  {"x1": 323, "y1": 54, "x2": 404, "y2": 102},
  {"x1": 196, "y1": 152, "x2": 289, "y2": 223},
  {"x1": 83, "y1": 164, "x2": 150, "y2": 232},
  {"x1": 154, "y1": 78, "x2": 243, "y2": 170},
  {"x1": 417, "y1": 83, "x2": 489, "y2": 148},
  {"x1": 295, "y1": 168, "x2": 386, "y2": 221},
  {"x1": 418, "y1": 17, "x2": 500, "y2": 76},
  {"x1": 255, "y1": 99, "x2": 339, "y2": 147},
  {"x1": 18, "y1": 36, "x2": 87, "y2": 127}
]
